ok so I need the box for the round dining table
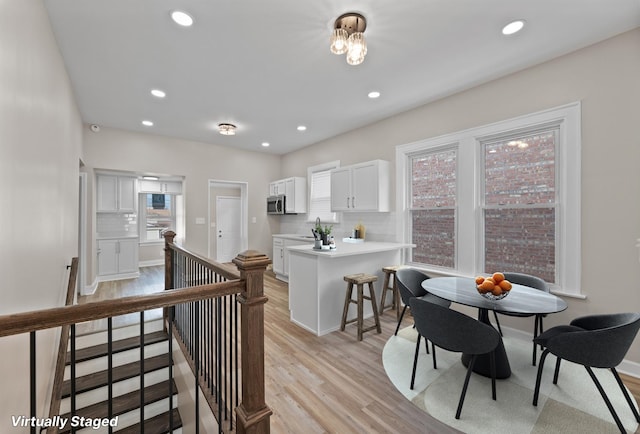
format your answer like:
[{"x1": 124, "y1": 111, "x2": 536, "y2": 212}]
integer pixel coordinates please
[{"x1": 421, "y1": 276, "x2": 568, "y2": 379}]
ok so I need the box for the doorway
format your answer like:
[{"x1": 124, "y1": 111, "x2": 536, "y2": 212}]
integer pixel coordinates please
[{"x1": 208, "y1": 180, "x2": 248, "y2": 261}]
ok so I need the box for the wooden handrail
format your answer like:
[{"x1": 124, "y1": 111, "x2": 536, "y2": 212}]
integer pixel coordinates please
[{"x1": 0, "y1": 280, "x2": 243, "y2": 338}]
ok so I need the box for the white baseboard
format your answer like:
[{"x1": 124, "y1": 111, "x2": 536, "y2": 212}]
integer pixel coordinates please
[
  {"x1": 81, "y1": 277, "x2": 99, "y2": 296},
  {"x1": 96, "y1": 271, "x2": 140, "y2": 283},
  {"x1": 139, "y1": 259, "x2": 164, "y2": 267}
]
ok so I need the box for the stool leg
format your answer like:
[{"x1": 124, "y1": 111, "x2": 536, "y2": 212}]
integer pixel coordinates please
[
  {"x1": 357, "y1": 284, "x2": 364, "y2": 341},
  {"x1": 341, "y1": 282, "x2": 354, "y2": 331},
  {"x1": 368, "y1": 281, "x2": 381, "y2": 334},
  {"x1": 379, "y1": 272, "x2": 390, "y2": 314}
]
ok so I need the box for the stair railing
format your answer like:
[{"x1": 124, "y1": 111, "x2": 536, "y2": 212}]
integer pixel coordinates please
[{"x1": 0, "y1": 238, "x2": 271, "y2": 434}]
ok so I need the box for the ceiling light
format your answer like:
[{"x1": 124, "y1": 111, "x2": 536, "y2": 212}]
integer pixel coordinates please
[
  {"x1": 151, "y1": 89, "x2": 166, "y2": 98},
  {"x1": 142, "y1": 120, "x2": 153, "y2": 126},
  {"x1": 502, "y1": 20, "x2": 525, "y2": 35},
  {"x1": 368, "y1": 91, "x2": 380, "y2": 99},
  {"x1": 330, "y1": 12, "x2": 367, "y2": 66},
  {"x1": 297, "y1": 125, "x2": 307, "y2": 131},
  {"x1": 142, "y1": 176, "x2": 159, "y2": 181},
  {"x1": 171, "y1": 10, "x2": 194, "y2": 27},
  {"x1": 218, "y1": 123, "x2": 236, "y2": 135},
  {"x1": 262, "y1": 142, "x2": 270, "y2": 147}
]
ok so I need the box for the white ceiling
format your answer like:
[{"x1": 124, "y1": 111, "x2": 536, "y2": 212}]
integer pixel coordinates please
[{"x1": 44, "y1": 0, "x2": 640, "y2": 155}]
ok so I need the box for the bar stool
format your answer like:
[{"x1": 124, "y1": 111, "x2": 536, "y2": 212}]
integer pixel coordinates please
[
  {"x1": 340, "y1": 273, "x2": 381, "y2": 341},
  {"x1": 379, "y1": 265, "x2": 402, "y2": 319}
]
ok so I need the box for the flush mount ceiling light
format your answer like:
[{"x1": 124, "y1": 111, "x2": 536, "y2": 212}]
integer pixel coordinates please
[
  {"x1": 502, "y1": 20, "x2": 525, "y2": 35},
  {"x1": 330, "y1": 12, "x2": 367, "y2": 65},
  {"x1": 171, "y1": 10, "x2": 194, "y2": 27},
  {"x1": 218, "y1": 123, "x2": 236, "y2": 136},
  {"x1": 151, "y1": 89, "x2": 166, "y2": 98},
  {"x1": 142, "y1": 120, "x2": 154, "y2": 126}
]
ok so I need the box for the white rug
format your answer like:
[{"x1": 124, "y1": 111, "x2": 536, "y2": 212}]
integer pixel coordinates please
[{"x1": 383, "y1": 326, "x2": 640, "y2": 434}]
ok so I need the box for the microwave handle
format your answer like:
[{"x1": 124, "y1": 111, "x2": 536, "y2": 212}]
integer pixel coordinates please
[{"x1": 277, "y1": 198, "x2": 282, "y2": 213}]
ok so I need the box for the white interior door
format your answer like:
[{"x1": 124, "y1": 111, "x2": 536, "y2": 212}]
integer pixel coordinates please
[{"x1": 216, "y1": 196, "x2": 242, "y2": 262}]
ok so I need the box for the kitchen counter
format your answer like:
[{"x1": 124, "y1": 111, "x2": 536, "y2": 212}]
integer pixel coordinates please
[
  {"x1": 97, "y1": 233, "x2": 139, "y2": 240},
  {"x1": 272, "y1": 233, "x2": 316, "y2": 242},
  {"x1": 287, "y1": 241, "x2": 414, "y2": 336}
]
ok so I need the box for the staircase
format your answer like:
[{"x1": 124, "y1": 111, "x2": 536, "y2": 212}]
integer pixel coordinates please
[{"x1": 59, "y1": 319, "x2": 182, "y2": 433}]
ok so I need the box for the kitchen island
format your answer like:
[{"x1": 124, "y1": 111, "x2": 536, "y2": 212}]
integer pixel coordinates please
[{"x1": 287, "y1": 241, "x2": 414, "y2": 336}]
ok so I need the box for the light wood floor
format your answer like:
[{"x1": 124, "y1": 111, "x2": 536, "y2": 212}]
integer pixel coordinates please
[{"x1": 83, "y1": 266, "x2": 640, "y2": 433}]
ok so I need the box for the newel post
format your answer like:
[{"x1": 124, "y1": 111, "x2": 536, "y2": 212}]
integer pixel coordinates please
[
  {"x1": 232, "y1": 250, "x2": 272, "y2": 434},
  {"x1": 163, "y1": 231, "x2": 176, "y2": 327}
]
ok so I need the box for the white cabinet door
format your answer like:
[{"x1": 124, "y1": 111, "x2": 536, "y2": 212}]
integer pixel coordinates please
[
  {"x1": 351, "y1": 162, "x2": 379, "y2": 211},
  {"x1": 272, "y1": 238, "x2": 285, "y2": 275},
  {"x1": 330, "y1": 168, "x2": 352, "y2": 211},
  {"x1": 97, "y1": 239, "x2": 118, "y2": 275},
  {"x1": 97, "y1": 175, "x2": 118, "y2": 212},
  {"x1": 118, "y1": 177, "x2": 136, "y2": 212},
  {"x1": 117, "y1": 238, "x2": 139, "y2": 274}
]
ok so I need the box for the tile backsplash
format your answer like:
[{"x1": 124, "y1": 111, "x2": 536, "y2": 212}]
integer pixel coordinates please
[
  {"x1": 279, "y1": 212, "x2": 398, "y2": 242},
  {"x1": 97, "y1": 213, "x2": 138, "y2": 235}
]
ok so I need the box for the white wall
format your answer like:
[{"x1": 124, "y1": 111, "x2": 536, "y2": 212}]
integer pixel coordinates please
[
  {"x1": 282, "y1": 29, "x2": 640, "y2": 364},
  {"x1": 0, "y1": 0, "x2": 83, "y2": 427}
]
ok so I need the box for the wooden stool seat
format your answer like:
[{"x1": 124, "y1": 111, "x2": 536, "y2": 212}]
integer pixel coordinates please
[
  {"x1": 380, "y1": 265, "x2": 402, "y2": 319},
  {"x1": 340, "y1": 273, "x2": 381, "y2": 341}
]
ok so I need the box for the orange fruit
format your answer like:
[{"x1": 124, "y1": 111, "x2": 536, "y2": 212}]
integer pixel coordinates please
[
  {"x1": 492, "y1": 286, "x2": 503, "y2": 296},
  {"x1": 486, "y1": 277, "x2": 496, "y2": 284},
  {"x1": 478, "y1": 280, "x2": 495, "y2": 292},
  {"x1": 492, "y1": 272, "x2": 505, "y2": 283},
  {"x1": 499, "y1": 280, "x2": 512, "y2": 291},
  {"x1": 475, "y1": 276, "x2": 485, "y2": 285}
]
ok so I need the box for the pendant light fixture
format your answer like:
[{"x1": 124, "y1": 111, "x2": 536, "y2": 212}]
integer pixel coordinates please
[
  {"x1": 330, "y1": 12, "x2": 367, "y2": 66},
  {"x1": 218, "y1": 123, "x2": 236, "y2": 135}
]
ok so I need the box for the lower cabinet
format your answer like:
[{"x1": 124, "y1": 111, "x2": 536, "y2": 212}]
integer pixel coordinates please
[
  {"x1": 97, "y1": 238, "x2": 139, "y2": 280},
  {"x1": 273, "y1": 237, "x2": 309, "y2": 282}
]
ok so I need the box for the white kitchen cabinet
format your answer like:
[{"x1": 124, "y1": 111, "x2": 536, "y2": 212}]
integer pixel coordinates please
[
  {"x1": 273, "y1": 236, "x2": 311, "y2": 282},
  {"x1": 330, "y1": 160, "x2": 390, "y2": 212},
  {"x1": 97, "y1": 175, "x2": 136, "y2": 212},
  {"x1": 97, "y1": 238, "x2": 139, "y2": 279},
  {"x1": 269, "y1": 177, "x2": 306, "y2": 213},
  {"x1": 138, "y1": 179, "x2": 183, "y2": 194},
  {"x1": 272, "y1": 238, "x2": 285, "y2": 276}
]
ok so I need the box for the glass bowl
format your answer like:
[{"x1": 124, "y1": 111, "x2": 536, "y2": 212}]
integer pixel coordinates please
[{"x1": 479, "y1": 290, "x2": 509, "y2": 301}]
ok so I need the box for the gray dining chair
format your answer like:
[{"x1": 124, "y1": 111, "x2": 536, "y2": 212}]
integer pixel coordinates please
[
  {"x1": 410, "y1": 297, "x2": 501, "y2": 419},
  {"x1": 532, "y1": 312, "x2": 640, "y2": 434},
  {"x1": 492, "y1": 272, "x2": 549, "y2": 365},
  {"x1": 394, "y1": 268, "x2": 451, "y2": 335}
]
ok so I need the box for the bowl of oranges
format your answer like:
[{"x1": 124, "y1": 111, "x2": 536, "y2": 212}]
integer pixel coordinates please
[{"x1": 475, "y1": 272, "x2": 512, "y2": 300}]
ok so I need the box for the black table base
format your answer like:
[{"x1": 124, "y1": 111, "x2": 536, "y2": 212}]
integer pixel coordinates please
[{"x1": 461, "y1": 308, "x2": 511, "y2": 379}]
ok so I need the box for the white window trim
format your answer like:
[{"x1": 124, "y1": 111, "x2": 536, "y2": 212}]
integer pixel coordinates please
[
  {"x1": 396, "y1": 102, "x2": 583, "y2": 297},
  {"x1": 307, "y1": 160, "x2": 341, "y2": 223}
]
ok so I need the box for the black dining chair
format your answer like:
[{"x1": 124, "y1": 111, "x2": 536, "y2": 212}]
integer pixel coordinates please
[
  {"x1": 492, "y1": 272, "x2": 549, "y2": 365},
  {"x1": 410, "y1": 297, "x2": 501, "y2": 419},
  {"x1": 532, "y1": 312, "x2": 640, "y2": 434},
  {"x1": 394, "y1": 268, "x2": 451, "y2": 336}
]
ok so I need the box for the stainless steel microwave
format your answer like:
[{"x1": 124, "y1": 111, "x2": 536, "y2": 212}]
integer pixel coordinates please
[{"x1": 267, "y1": 195, "x2": 285, "y2": 214}]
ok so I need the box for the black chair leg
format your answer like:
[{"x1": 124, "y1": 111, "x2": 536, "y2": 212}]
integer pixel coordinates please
[
  {"x1": 532, "y1": 315, "x2": 540, "y2": 366},
  {"x1": 585, "y1": 366, "x2": 626, "y2": 434},
  {"x1": 493, "y1": 311, "x2": 503, "y2": 336},
  {"x1": 431, "y1": 341, "x2": 437, "y2": 369},
  {"x1": 456, "y1": 355, "x2": 476, "y2": 419},
  {"x1": 394, "y1": 305, "x2": 407, "y2": 335},
  {"x1": 611, "y1": 367, "x2": 640, "y2": 423},
  {"x1": 424, "y1": 336, "x2": 430, "y2": 355},
  {"x1": 553, "y1": 357, "x2": 562, "y2": 384},
  {"x1": 490, "y1": 350, "x2": 496, "y2": 400},
  {"x1": 533, "y1": 349, "x2": 550, "y2": 406},
  {"x1": 410, "y1": 334, "x2": 421, "y2": 389}
]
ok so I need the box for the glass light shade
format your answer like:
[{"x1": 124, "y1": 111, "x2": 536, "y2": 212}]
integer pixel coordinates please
[
  {"x1": 218, "y1": 123, "x2": 236, "y2": 135},
  {"x1": 346, "y1": 32, "x2": 367, "y2": 65},
  {"x1": 330, "y1": 28, "x2": 348, "y2": 54}
]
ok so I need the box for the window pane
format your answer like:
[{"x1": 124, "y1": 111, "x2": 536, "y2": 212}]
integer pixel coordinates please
[
  {"x1": 144, "y1": 193, "x2": 174, "y2": 241},
  {"x1": 484, "y1": 130, "x2": 555, "y2": 206},
  {"x1": 412, "y1": 209, "x2": 455, "y2": 268},
  {"x1": 411, "y1": 150, "x2": 456, "y2": 208},
  {"x1": 484, "y1": 207, "x2": 555, "y2": 283}
]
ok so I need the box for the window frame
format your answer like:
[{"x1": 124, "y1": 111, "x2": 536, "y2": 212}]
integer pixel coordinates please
[
  {"x1": 396, "y1": 102, "x2": 582, "y2": 297},
  {"x1": 138, "y1": 192, "x2": 178, "y2": 244}
]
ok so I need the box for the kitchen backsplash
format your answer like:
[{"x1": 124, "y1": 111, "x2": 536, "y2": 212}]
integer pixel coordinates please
[
  {"x1": 97, "y1": 213, "x2": 138, "y2": 235},
  {"x1": 279, "y1": 212, "x2": 398, "y2": 242}
]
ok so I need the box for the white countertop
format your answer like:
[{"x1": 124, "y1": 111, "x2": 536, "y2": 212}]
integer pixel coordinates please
[
  {"x1": 287, "y1": 241, "x2": 414, "y2": 258},
  {"x1": 273, "y1": 233, "x2": 316, "y2": 242},
  {"x1": 97, "y1": 233, "x2": 139, "y2": 240}
]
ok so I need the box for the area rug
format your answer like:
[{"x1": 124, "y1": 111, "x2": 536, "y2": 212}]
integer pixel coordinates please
[{"x1": 383, "y1": 326, "x2": 640, "y2": 434}]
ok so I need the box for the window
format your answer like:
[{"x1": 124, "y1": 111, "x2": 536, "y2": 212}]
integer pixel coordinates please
[
  {"x1": 139, "y1": 193, "x2": 176, "y2": 242},
  {"x1": 307, "y1": 161, "x2": 340, "y2": 223},
  {"x1": 410, "y1": 147, "x2": 457, "y2": 268},
  {"x1": 396, "y1": 102, "x2": 582, "y2": 296}
]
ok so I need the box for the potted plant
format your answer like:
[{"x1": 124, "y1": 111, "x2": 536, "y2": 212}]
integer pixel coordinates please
[{"x1": 315, "y1": 221, "x2": 333, "y2": 245}]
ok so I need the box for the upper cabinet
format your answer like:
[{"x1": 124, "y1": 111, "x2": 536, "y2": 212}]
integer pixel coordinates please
[
  {"x1": 330, "y1": 160, "x2": 390, "y2": 212},
  {"x1": 269, "y1": 177, "x2": 307, "y2": 213},
  {"x1": 97, "y1": 174, "x2": 136, "y2": 213},
  {"x1": 138, "y1": 179, "x2": 183, "y2": 194}
]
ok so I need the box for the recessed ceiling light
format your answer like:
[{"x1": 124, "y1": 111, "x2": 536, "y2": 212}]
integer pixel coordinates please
[
  {"x1": 171, "y1": 10, "x2": 194, "y2": 27},
  {"x1": 502, "y1": 20, "x2": 525, "y2": 35},
  {"x1": 297, "y1": 125, "x2": 307, "y2": 131},
  {"x1": 142, "y1": 120, "x2": 153, "y2": 126},
  {"x1": 262, "y1": 142, "x2": 270, "y2": 147},
  {"x1": 368, "y1": 91, "x2": 381, "y2": 99},
  {"x1": 151, "y1": 89, "x2": 166, "y2": 98}
]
